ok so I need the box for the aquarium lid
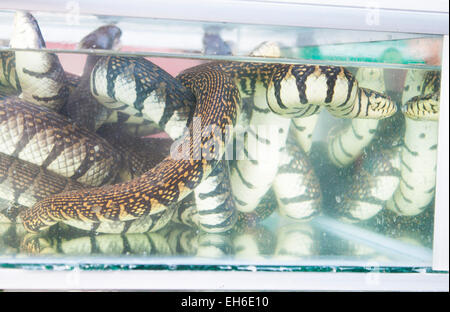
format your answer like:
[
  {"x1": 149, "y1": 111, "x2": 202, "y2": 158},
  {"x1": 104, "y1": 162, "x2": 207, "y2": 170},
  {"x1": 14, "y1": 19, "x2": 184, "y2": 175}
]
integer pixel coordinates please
[{"x1": 0, "y1": 0, "x2": 448, "y2": 35}]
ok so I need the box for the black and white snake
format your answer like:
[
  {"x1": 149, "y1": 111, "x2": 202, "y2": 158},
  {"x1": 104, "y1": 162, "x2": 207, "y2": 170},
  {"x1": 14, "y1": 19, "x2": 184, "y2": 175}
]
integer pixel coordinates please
[
  {"x1": 332, "y1": 68, "x2": 440, "y2": 222},
  {"x1": 0, "y1": 11, "x2": 397, "y2": 234}
]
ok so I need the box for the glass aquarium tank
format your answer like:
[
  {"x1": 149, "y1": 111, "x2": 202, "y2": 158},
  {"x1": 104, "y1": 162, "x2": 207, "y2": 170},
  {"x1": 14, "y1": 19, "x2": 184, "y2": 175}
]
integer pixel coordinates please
[{"x1": 0, "y1": 0, "x2": 448, "y2": 290}]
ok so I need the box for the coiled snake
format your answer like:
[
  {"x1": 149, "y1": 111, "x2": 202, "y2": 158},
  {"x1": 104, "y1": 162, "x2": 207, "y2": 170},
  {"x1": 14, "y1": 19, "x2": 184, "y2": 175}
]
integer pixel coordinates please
[{"x1": 1, "y1": 11, "x2": 397, "y2": 233}]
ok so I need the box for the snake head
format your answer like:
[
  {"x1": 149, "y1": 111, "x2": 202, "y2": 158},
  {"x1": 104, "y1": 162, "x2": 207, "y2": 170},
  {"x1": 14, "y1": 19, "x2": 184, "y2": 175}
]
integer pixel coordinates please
[
  {"x1": 359, "y1": 88, "x2": 397, "y2": 119},
  {"x1": 78, "y1": 25, "x2": 122, "y2": 50},
  {"x1": 9, "y1": 11, "x2": 46, "y2": 49},
  {"x1": 402, "y1": 93, "x2": 440, "y2": 121}
]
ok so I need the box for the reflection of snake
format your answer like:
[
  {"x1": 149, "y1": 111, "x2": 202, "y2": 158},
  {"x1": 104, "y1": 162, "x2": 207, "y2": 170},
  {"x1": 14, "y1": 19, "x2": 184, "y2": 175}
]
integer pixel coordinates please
[
  {"x1": 336, "y1": 70, "x2": 440, "y2": 222},
  {"x1": 4, "y1": 12, "x2": 396, "y2": 233},
  {"x1": 386, "y1": 71, "x2": 440, "y2": 216},
  {"x1": 20, "y1": 218, "x2": 318, "y2": 260},
  {"x1": 21, "y1": 225, "x2": 172, "y2": 256},
  {"x1": 335, "y1": 128, "x2": 403, "y2": 222}
]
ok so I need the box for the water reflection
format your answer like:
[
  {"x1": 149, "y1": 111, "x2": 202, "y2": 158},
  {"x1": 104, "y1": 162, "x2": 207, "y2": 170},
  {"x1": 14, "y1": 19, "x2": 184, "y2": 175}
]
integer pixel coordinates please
[{"x1": 0, "y1": 211, "x2": 432, "y2": 263}]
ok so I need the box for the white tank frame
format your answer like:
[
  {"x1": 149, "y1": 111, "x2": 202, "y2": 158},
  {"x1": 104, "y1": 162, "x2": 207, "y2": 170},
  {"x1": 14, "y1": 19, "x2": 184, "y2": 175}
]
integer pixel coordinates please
[{"x1": 433, "y1": 35, "x2": 449, "y2": 271}]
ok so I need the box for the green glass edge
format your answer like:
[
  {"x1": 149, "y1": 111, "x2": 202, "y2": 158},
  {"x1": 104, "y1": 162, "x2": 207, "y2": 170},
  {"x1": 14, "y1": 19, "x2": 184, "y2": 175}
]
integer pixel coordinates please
[{"x1": 0, "y1": 262, "x2": 447, "y2": 274}]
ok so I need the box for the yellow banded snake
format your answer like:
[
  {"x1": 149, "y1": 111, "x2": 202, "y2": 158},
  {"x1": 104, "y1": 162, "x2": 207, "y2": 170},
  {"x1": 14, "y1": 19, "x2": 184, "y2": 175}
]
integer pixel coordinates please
[{"x1": 1, "y1": 11, "x2": 398, "y2": 233}]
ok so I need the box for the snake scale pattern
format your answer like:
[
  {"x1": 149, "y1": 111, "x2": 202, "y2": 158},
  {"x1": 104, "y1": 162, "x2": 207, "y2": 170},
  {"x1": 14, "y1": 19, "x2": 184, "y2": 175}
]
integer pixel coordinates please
[{"x1": 8, "y1": 10, "x2": 443, "y2": 237}]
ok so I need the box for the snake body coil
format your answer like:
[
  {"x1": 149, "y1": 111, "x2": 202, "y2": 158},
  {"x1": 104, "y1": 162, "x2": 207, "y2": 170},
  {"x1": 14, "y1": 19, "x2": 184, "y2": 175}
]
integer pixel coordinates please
[{"x1": 0, "y1": 97, "x2": 119, "y2": 186}]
